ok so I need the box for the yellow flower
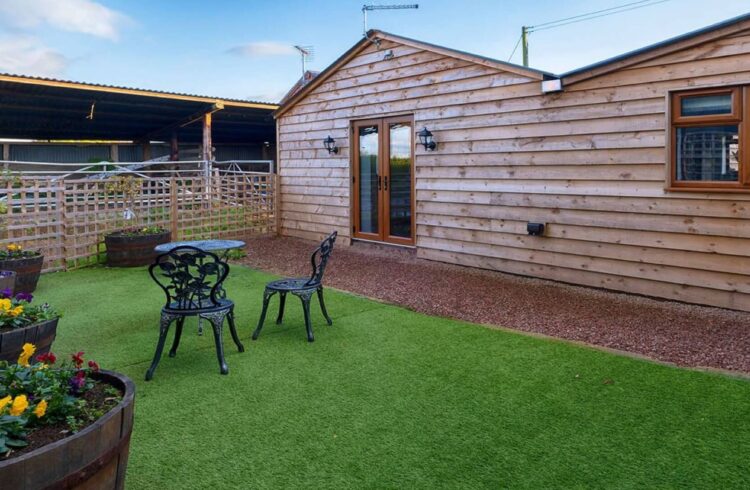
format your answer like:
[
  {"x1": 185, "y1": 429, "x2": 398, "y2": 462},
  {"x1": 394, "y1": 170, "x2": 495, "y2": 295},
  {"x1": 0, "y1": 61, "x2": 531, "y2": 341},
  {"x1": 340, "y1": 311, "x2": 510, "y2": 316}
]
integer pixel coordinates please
[
  {"x1": 0, "y1": 298, "x2": 10, "y2": 312},
  {"x1": 33, "y1": 399, "x2": 47, "y2": 418},
  {"x1": 10, "y1": 305, "x2": 23, "y2": 317},
  {"x1": 9, "y1": 394, "x2": 28, "y2": 416},
  {"x1": 6, "y1": 244, "x2": 21, "y2": 252},
  {"x1": 0, "y1": 395, "x2": 11, "y2": 413},
  {"x1": 17, "y1": 343, "x2": 36, "y2": 367}
]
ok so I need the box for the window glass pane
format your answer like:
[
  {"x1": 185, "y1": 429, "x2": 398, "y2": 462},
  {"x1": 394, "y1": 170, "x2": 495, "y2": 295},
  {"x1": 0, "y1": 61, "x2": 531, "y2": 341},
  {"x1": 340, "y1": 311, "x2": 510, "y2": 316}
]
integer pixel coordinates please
[
  {"x1": 358, "y1": 125, "x2": 379, "y2": 234},
  {"x1": 676, "y1": 125, "x2": 739, "y2": 182},
  {"x1": 388, "y1": 123, "x2": 412, "y2": 238},
  {"x1": 680, "y1": 94, "x2": 732, "y2": 117}
]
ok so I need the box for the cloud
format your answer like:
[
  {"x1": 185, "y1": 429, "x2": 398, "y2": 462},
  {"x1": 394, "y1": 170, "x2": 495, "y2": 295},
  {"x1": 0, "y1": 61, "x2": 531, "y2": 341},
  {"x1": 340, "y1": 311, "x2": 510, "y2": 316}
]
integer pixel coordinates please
[
  {"x1": 227, "y1": 41, "x2": 297, "y2": 58},
  {"x1": 0, "y1": 36, "x2": 69, "y2": 77},
  {"x1": 0, "y1": 0, "x2": 128, "y2": 41}
]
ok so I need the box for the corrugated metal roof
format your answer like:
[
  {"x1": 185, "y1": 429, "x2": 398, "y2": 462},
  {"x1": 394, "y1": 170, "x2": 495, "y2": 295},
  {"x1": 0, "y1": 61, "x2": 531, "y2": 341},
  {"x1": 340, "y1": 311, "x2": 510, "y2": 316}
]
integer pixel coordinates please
[{"x1": 0, "y1": 72, "x2": 279, "y2": 108}]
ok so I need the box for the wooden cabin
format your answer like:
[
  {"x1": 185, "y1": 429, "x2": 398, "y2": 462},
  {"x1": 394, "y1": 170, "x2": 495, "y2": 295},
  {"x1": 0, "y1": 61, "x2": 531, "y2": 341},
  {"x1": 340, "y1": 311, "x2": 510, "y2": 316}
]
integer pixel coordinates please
[{"x1": 274, "y1": 14, "x2": 750, "y2": 312}]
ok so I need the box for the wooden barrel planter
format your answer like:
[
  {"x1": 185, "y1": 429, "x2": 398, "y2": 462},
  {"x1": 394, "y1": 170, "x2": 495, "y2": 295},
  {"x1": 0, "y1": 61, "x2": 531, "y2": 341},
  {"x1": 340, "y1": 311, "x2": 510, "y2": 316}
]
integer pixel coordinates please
[
  {"x1": 0, "y1": 317, "x2": 59, "y2": 363},
  {"x1": 0, "y1": 370, "x2": 136, "y2": 490},
  {"x1": 0, "y1": 270, "x2": 16, "y2": 294},
  {"x1": 105, "y1": 230, "x2": 171, "y2": 267},
  {"x1": 0, "y1": 255, "x2": 43, "y2": 293}
]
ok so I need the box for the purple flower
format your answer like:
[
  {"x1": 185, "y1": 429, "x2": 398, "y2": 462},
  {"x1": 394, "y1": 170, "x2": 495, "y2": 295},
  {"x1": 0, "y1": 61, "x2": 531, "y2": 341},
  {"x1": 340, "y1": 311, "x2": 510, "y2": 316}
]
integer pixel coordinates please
[
  {"x1": 0, "y1": 288, "x2": 11, "y2": 299},
  {"x1": 14, "y1": 292, "x2": 33, "y2": 302},
  {"x1": 69, "y1": 376, "x2": 86, "y2": 394}
]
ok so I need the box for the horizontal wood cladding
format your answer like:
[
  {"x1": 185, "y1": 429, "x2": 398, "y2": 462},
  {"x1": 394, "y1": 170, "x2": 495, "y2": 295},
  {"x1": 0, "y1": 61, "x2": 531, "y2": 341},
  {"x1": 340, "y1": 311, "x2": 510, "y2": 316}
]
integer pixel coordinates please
[{"x1": 277, "y1": 32, "x2": 750, "y2": 311}]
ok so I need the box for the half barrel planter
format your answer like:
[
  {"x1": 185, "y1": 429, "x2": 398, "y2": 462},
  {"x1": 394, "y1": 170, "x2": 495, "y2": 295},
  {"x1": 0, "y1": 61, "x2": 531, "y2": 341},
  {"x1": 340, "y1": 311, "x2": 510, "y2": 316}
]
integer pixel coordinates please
[
  {"x1": 105, "y1": 231, "x2": 171, "y2": 267},
  {"x1": 0, "y1": 370, "x2": 136, "y2": 489},
  {"x1": 0, "y1": 317, "x2": 59, "y2": 363},
  {"x1": 0, "y1": 255, "x2": 43, "y2": 293}
]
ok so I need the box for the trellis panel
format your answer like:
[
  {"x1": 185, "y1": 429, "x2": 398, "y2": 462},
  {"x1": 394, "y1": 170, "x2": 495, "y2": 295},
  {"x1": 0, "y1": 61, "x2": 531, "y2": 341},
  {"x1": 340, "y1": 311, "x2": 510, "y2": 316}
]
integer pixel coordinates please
[{"x1": 0, "y1": 173, "x2": 275, "y2": 271}]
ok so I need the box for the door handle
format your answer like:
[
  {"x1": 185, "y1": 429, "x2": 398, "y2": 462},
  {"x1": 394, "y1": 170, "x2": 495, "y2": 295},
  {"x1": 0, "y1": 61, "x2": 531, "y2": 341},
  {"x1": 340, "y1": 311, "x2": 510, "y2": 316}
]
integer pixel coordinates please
[
  {"x1": 384, "y1": 176, "x2": 388, "y2": 191},
  {"x1": 378, "y1": 175, "x2": 382, "y2": 191}
]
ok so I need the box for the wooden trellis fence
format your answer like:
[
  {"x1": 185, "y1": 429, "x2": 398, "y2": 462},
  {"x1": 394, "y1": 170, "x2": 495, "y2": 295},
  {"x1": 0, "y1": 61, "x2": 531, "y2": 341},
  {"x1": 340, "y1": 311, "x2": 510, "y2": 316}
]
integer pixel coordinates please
[{"x1": 0, "y1": 172, "x2": 275, "y2": 271}]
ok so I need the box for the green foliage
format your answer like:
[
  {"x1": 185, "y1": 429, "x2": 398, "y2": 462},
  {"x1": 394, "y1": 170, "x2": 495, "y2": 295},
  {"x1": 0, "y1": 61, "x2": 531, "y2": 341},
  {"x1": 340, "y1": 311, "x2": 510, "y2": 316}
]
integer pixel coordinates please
[{"x1": 107, "y1": 226, "x2": 167, "y2": 237}]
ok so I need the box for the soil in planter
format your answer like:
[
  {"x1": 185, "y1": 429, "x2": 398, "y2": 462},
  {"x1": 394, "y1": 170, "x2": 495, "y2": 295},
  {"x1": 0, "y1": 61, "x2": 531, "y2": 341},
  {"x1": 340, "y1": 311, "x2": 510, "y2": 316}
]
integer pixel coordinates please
[{"x1": 1, "y1": 382, "x2": 123, "y2": 460}]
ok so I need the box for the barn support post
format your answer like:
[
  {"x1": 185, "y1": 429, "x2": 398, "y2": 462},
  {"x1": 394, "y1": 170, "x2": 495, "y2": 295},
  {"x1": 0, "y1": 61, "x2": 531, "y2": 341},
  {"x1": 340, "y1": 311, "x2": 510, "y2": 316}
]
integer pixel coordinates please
[
  {"x1": 170, "y1": 132, "x2": 179, "y2": 162},
  {"x1": 2, "y1": 143, "x2": 9, "y2": 163},
  {"x1": 202, "y1": 113, "x2": 213, "y2": 162},
  {"x1": 110, "y1": 144, "x2": 119, "y2": 162},
  {"x1": 202, "y1": 113, "x2": 213, "y2": 208},
  {"x1": 140, "y1": 140, "x2": 152, "y2": 161}
]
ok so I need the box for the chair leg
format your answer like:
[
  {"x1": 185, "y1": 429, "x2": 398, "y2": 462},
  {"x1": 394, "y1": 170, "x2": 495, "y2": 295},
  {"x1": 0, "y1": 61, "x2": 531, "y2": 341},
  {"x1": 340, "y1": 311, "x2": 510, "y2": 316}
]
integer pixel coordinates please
[
  {"x1": 317, "y1": 287, "x2": 332, "y2": 326},
  {"x1": 252, "y1": 289, "x2": 275, "y2": 341},
  {"x1": 227, "y1": 308, "x2": 245, "y2": 352},
  {"x1": 205, "y1": 312, "x2": 229, "y2": 375},
  {"x1": 276, "y1": 292, "x2": 287, "y2": 325},
  {"x1": 146, "y1": 312, "x2": 177, "y2": 381},
  {"x1": 168, "y1": 317, "x2": 185, "y2": 358},
  {"x1": 298, "y1": 292, "x2": 314, "y2": 342}
]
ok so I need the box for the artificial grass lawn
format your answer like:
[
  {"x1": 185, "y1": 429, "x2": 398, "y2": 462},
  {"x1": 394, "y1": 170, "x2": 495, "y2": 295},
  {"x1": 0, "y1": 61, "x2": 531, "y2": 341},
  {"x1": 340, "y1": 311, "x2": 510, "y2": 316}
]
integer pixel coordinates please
[{"x1": 35, "y1": 265, "x2": 749, "y2": 489}]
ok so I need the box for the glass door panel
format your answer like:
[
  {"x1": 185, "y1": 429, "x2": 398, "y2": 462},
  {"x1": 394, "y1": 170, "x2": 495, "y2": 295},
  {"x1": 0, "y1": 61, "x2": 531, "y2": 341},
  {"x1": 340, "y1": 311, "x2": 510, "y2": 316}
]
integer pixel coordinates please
[
  {"x1": 352, "y1": 116, "x2": 414, "y2": 245},
  {"x1": 387, "y1": 122, "x2": 412, "y2": 239},
  {"x1": 358, "y1": 125, "x2": 379, "y2": 235}
]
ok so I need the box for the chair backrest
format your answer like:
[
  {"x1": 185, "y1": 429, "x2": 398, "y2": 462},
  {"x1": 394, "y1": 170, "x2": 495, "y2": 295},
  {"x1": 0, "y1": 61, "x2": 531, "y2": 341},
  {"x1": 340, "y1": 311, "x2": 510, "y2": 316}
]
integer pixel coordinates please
[
  {"x1": 149, "y1": 246, "x2": 229, "y2": 310},
  {"x1": 305, "y1": 231, "x2": 337, "y2": 286}
]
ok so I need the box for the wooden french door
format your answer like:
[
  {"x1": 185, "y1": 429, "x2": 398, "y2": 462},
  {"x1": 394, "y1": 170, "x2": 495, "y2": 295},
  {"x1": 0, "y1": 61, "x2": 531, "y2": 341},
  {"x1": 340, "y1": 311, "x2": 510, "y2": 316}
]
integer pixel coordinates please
[{"x1": 352, "y1": 116, "x2": 415, "y2": 246}]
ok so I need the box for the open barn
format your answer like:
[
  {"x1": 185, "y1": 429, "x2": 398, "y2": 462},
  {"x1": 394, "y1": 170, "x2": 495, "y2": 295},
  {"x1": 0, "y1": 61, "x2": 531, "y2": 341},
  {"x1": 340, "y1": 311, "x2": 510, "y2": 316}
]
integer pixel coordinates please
[
  {"x1": 0, "y1": 73, "x2": 278, "y2": 172},
  {"x1": 274, "y1": 13, "x2": 750, "y2": 312}
]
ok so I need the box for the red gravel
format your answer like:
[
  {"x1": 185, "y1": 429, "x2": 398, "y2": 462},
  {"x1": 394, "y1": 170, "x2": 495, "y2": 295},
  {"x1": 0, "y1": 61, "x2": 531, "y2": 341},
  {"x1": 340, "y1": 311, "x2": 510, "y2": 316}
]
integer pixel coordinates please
[{"x1": 241, "y1": 235, "x2": 750, "y2": 374}]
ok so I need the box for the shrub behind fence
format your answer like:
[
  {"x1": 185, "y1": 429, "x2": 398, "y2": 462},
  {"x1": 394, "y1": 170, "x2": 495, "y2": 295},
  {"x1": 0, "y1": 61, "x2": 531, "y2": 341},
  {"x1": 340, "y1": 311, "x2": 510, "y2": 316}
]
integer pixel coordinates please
[{"x1": 0, "y1": 173, "x2": 275, "y2": 271}]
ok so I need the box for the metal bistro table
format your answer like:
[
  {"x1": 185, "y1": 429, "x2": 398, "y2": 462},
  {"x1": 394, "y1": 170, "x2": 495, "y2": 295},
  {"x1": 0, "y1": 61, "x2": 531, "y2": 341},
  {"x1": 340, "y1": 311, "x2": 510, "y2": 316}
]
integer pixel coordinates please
[{"x1": 154, "y1": 239, "x2": 246, "y2": 335}]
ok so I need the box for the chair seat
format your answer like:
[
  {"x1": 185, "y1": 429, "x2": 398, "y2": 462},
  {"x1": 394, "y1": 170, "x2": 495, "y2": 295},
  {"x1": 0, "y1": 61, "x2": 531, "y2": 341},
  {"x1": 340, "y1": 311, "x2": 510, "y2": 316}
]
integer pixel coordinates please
[
  {"x1": 163, "y1": 298, "x2": 233, "y2": 314},
  {"x1": 266, "y1": 277, "x2": 320, "y2": 292}
]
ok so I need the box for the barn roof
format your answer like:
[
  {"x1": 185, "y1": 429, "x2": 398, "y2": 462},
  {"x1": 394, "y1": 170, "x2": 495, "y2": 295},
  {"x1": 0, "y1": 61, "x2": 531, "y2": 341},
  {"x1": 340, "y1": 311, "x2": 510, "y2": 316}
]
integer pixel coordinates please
[{"x1": 0, "y1": 73, "x2": 278, "y2": 144}]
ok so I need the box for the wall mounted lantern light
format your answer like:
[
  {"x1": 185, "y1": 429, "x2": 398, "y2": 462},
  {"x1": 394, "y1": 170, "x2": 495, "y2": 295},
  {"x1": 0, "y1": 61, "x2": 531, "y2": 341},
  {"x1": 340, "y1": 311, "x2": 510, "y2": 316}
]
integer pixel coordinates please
[
  {"x1": 323, "y1": 135, "x2": 339, "y2": 154},
  {"x1": 417, "y1": 127, "x2": 437, "y2": 151}
]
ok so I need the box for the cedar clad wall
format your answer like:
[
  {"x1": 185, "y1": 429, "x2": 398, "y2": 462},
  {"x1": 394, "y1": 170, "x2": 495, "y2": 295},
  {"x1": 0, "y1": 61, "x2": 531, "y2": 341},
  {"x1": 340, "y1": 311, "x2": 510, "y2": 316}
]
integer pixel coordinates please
[{"x1": 277, "y1": 32, "x2": 750, "y2": 312}]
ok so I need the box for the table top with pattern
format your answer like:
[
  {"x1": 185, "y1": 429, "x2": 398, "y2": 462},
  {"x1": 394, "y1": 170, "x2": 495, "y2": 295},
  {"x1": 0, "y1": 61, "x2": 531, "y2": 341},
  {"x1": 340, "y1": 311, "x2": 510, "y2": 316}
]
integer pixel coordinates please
[{"x1": 154, "y1": 239, "x2": 245, "y2": 254}]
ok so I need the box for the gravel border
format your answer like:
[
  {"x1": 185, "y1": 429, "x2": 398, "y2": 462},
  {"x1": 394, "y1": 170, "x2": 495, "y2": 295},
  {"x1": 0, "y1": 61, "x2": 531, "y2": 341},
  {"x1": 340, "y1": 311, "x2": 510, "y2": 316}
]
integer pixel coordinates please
[{"x1": 240, "y1": 235, "x2": 750, "y2": 374}]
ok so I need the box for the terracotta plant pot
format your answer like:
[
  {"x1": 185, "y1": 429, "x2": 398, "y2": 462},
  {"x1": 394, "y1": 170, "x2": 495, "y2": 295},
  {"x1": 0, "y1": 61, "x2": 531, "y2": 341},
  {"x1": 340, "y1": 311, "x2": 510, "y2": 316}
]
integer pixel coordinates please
[
  {"x1": 0, "y1": 255, "x2": 43, "y2": 293},
  {"x1": 105, "y1": 230, "x2": 171, "y2": 267},
  {"x1": 0, "y1": 317, "x2": 59, "y2": 363},
  {"x1": 0, "y1": 270, "x2": 15, "y2": 295},
  {"x1": 0, "y1": 370, "x2": 136, "y2": 489}
]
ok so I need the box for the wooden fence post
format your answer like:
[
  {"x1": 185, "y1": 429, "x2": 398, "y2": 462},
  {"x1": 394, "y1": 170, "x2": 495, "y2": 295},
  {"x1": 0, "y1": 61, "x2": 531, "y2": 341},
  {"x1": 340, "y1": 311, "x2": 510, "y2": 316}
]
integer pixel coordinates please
[
  {"x1": 170, "y1": 177, "x2": 178, "y2": 240},
  {"x1": 57, "y1": 181, "x2": 67, "y2": 271},
  {"x1": 5, "y1": 179, "x2": 14, "y2": 242}
]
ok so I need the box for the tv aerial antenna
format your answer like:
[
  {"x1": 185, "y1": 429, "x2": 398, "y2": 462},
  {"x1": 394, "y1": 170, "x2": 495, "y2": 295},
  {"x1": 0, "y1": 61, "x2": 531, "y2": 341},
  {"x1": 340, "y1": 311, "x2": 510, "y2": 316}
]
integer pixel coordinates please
[
  {"x1": 293, "y1": 45, "x2": 314, "y2": 76},
  {"x1": 362, "y1": 4, "x2": 419, "y2": 36}
]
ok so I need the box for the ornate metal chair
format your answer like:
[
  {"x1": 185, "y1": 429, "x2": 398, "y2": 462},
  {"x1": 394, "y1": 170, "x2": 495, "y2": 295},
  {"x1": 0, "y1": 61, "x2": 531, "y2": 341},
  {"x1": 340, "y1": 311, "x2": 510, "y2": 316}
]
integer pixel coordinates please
[
  {"x1": 146, "y1": 246, "x2": 244, "y2": 380},
  {"x1": 253, "y1": 231, "x2": 337, "y2": 342}
]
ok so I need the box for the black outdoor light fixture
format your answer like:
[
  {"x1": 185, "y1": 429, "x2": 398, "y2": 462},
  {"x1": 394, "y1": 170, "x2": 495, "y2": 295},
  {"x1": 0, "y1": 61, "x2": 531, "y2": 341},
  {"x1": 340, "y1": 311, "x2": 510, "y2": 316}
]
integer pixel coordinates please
[
  {"x1": 417, "y1": 127, "x2": 437, "y2": 151},
  {"x1": 323, "y1": 135, "x2": 338, "y2": 154}
]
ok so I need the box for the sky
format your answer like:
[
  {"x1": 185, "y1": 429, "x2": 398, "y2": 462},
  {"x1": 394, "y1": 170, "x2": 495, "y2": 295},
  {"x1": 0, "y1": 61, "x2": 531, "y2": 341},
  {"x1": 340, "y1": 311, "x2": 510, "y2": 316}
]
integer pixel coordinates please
[{"x1": 0, "y1": 0, "x2": 747, "y2": 103}]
